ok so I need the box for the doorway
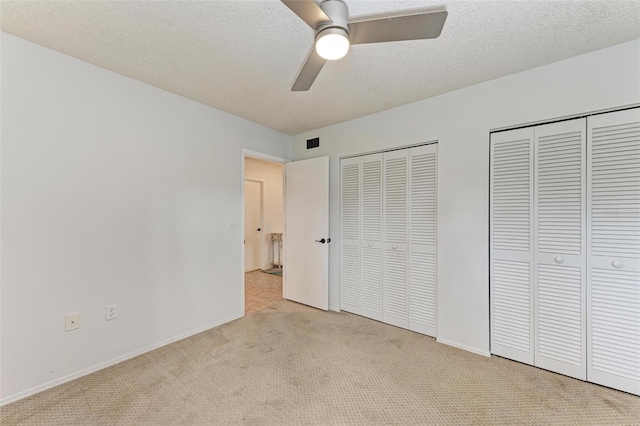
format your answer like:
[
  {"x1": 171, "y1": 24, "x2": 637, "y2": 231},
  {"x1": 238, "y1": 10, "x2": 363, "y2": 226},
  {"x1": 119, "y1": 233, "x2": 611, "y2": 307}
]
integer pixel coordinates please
[
  {"x1": 243, "y1": 154, "x2": 285, "y2": 313},
  {"x1": 241, "y1": 149, "x2": 330, "y2": 315}
]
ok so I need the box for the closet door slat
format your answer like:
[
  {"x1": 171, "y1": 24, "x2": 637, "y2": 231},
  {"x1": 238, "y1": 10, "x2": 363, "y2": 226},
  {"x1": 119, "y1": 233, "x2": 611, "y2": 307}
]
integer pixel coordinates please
[
  {"x1": 493, "y1": 138, "x2": 532, "y2": 252},
  {"x1": 362, "y1": 157, "x2": 383, "y2": 242},
  {"x1": 493, "y1": 260, "x2": 532, "y2": 353}
]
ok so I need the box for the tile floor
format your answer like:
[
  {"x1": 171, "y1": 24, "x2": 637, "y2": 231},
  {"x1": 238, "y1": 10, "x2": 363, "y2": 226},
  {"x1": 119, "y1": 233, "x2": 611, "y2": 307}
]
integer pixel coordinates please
[{"x1": 244, "y1": 270, "x2": 283, "y2": 313}]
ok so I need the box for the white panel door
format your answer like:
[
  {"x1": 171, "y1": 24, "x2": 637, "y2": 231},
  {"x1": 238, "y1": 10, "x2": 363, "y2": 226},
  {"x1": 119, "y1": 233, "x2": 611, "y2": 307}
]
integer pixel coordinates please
[
  {"x1": 408, "y1": 144, "x2": 437, "y2": 337},
  {"x1": 534, "y1": 118, "x2": 587, "y2": 380},
  {"x1": 587, "y1": 108, "x2": 640, "y2": 396},
  {"x1": 490, "y1": 128, "x2": 535, "y2": 365},
  {"x1": 360, "y1": 153, "x2": 384, "y2": 321},
  {"x1": 244, "y1": 180, "x2": 263, "y2": 272},
  {"x1": 340, "y1": 157, "x2": 361, "y2": 315},
  {"x1": 284, "y1": 156, "x2": 329, "y2": 311},
  {"x1": 383, "y1": 149, "x2": 409, "y2": 328}
]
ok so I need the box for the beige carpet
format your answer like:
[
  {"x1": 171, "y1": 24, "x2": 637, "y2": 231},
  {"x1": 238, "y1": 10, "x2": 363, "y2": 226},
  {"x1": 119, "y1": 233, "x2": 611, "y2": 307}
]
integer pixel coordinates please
[{"x1": 2, "y1": 300, "x2": 639, "y2": 425}]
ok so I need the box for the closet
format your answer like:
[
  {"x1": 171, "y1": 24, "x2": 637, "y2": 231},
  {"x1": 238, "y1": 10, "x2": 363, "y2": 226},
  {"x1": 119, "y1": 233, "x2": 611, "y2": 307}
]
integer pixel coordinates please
[
  {"x1": 490, "y1": 108, "x2": 640, "y2": 395},
  {"x1": 340, "y1": 144, "x2": 437, "y2": 337}
]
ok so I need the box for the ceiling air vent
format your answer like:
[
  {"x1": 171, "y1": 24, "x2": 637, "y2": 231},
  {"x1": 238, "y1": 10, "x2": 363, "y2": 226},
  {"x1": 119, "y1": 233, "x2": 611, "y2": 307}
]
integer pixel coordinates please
[{"x1": 307, "y1": 137, "x2": 320, "y2": 150}]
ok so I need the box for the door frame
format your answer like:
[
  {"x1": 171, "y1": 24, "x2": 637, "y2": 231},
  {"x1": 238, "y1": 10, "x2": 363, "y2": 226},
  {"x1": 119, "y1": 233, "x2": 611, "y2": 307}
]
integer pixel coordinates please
[
  {"x1": 244, "y1": 178, "x2": 264, "y2": 272},
  {"x1": 241, "y1": 149, "x2": 289, "y2": 314}
]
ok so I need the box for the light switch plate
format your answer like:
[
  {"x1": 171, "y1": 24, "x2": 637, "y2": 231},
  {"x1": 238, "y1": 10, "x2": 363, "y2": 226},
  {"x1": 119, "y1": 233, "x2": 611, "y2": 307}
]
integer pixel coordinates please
[
  {"x1": 228, "y1": 217, "x2": 239, "y2": 228},
  {"x1": 106, "y1": 304, "x2": 117, "y2": 321},
  {"x1": 65, "y1": 312, "x2": 80, "y2": 331}
]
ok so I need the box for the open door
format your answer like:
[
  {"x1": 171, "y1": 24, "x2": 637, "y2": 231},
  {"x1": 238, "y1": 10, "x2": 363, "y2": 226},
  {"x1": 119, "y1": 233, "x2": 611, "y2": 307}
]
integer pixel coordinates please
[{"x1": 284, "y1": 156, "x2": 330, "y2": 310}]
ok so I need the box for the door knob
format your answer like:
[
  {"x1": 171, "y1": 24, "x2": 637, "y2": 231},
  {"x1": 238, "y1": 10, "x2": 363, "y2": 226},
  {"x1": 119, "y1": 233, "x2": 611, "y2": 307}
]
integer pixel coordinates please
[
  {"x1": 257, "y1": 228, "x2": 261, "y2": 231},
  {"x1": 554, "y1": 257, "x2": 564, "y2": 264},
  {"x1": 612, "y1": 261, "x2": 623, "y2": 268},
  {"x1": 315, "y1": 238, "x2": 326, "y2": 244},
  {"x1": 392, "y1": 245, "x2": 398, "y2": 250},
  {"x1": 368, "y1": 242, "x2": 373, "y2": 247}
]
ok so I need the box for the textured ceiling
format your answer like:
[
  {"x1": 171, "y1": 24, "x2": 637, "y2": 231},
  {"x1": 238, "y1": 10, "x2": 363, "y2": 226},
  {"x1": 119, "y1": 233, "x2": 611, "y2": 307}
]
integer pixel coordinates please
[{"x1": 2, "y1": 1, "x2": 639, "y2": 135}]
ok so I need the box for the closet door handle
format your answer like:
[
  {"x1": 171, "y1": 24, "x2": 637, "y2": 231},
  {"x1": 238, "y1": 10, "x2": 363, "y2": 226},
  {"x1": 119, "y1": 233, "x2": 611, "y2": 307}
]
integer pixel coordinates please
[
  {"x1": 315, "y1": 238, "x2": 326, "y2": 244},
  {"x1": 554, "y1": 256, "x2": 564, "y2": 264},
  {"x1": 368, "y1": 242, "x2": 373, "y2": 248},
  {"x1": 392, "y1": 245, "x2": 398, "y2": 250},
  {"x1": 612, "y1": 261, "x2": 623, "y2": 268}
]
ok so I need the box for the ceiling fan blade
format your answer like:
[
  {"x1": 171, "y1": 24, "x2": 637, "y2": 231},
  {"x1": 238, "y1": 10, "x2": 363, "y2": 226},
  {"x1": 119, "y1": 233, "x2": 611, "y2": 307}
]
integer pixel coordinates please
[
  {"x1": 349, "y1": 10, "x2": 447, "y2": 45},
  {"x1": 281, "y1": 0, "x2": 331, "y2": 29},
  {"x1": 292, "y1": 47, "x2": 327, "y2": 91}
]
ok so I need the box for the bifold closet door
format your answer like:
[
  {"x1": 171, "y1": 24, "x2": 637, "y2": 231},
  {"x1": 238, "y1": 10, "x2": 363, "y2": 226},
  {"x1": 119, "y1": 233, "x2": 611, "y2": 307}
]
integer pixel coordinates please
[
  {"x1": 340, "y1": 157, "x2": 361, "y2": 315},
  {"x1": 340, "y1": 154, "x2": 384, "y2": 321},
  {"x1": 408, "y1": 145, "x2": 437, "y2": 337},
  {"x1": 490, "y1": 128, "x2": 535, "y2": 365},
  {"x1": 360, "y1": 153, "x2": 383, "y2": 321},
  {"x1": 383, "y1": 149, "x2": 409, "y2": 328},
  {"x1": 587, "y1": 109, "x2": 640, "y2": 396},
  {"x1": 533, "y1": 118, "x2": 586, "y2": 380}
]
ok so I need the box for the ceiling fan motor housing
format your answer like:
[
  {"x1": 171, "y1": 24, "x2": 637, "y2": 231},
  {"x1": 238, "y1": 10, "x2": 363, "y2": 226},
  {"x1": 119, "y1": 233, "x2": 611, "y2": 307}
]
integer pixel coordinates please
[{"x1": 316, "y1": 0, "x2": 350, "y2": 40}]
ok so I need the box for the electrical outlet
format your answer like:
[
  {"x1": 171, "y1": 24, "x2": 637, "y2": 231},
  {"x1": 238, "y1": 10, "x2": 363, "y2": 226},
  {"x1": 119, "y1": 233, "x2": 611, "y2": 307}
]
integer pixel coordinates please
[
  {"x1": 106, "y1": 304, "x2": 117, "y2": 321},
  {"x1": 65, "y1": 313, "x2": 80, "y2": 331}
]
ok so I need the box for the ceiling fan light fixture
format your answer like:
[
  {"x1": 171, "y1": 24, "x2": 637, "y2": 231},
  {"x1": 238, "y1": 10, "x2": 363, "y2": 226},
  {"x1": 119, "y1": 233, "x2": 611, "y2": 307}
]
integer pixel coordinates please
[
  {"x1": 315, "y1": 28, "x2": 350, "y2": 60},
  {"x1": 283, "y1": 0, "x2": 447, "y2": 91}
]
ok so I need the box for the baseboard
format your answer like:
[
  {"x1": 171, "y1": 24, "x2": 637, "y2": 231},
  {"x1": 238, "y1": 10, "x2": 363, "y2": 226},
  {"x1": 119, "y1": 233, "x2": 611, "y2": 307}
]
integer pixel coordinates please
[
  {"x1": 0, "y1": 313, "x2": 244, "y2": 406},
  {"x1": 436, "y1": 338, "x2": 491, "y2": 358}
]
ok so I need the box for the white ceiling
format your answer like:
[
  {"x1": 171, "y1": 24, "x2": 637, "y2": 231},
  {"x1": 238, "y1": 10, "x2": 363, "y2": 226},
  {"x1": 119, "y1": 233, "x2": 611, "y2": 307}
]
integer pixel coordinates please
[{"x1": 2, "y1": 1, "x2": 639, "y2": 135}]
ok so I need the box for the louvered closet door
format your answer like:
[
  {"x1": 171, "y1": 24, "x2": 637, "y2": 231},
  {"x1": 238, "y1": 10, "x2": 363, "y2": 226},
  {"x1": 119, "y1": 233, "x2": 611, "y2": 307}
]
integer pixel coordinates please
[
  {"x1": 383, "y1": 149, "x2": 409, "y2": 328},
  {"x1": 340, "y1": 157, "x2": 361, "y2": 315},
  {"x1": 490, "y1": 128, "x2": 535, "y2": 365},
  {"x1": 360, "y1": 153, "x2": 383, "y2": 321},
  {"x1": 408, "y1": 144, "x2": 437, "y2": 337},
  {"x1": 587, "y1": 108, "x2": 640, "y2": 396},
  {"x1": 534, "y1": 118, "x2": 587, "y2": 380}
]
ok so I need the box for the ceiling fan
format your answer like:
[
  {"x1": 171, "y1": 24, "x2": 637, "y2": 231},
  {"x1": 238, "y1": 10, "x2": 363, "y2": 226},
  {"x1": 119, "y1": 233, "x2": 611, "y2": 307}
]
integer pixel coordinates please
[{"x1": 281, "y1": 0, "x2": 448, "y2": 91}]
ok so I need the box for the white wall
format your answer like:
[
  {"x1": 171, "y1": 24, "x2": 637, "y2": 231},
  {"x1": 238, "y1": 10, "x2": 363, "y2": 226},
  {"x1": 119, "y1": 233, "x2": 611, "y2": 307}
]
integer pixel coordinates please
[
  {"x1": 0, "y1": 33, "x2": 291, "y2": 403},
  {"x1": 244, "y1": 157, "x2": 284, "y2": 270},
  {"x1": 292, "y1": 39, "x2": 640, "y2": 356}
]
